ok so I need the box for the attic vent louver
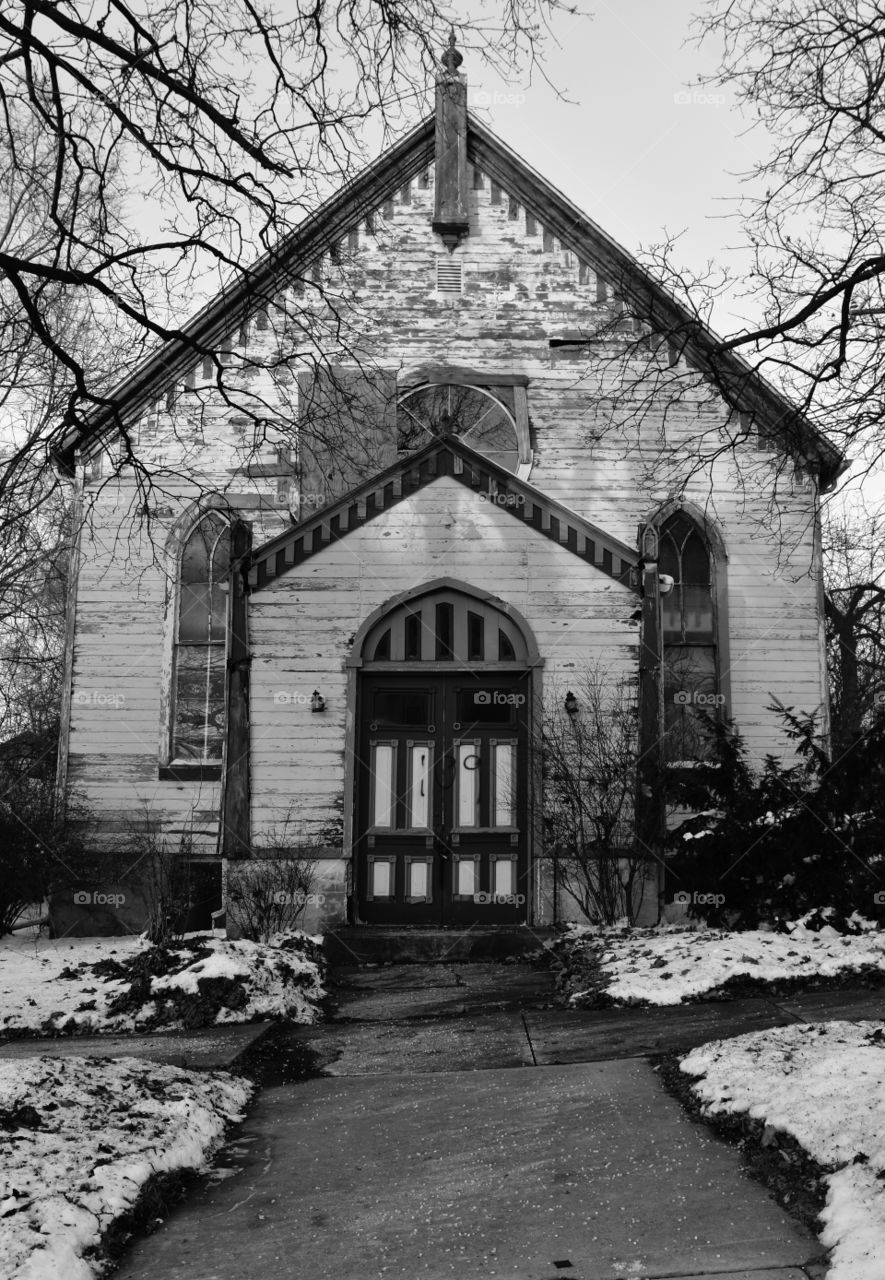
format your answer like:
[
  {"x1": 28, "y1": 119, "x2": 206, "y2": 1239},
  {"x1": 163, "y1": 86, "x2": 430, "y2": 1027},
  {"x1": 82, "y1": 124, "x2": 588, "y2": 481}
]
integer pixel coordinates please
[{"x1": 436, "y1": 256, "x2": 462, "y2": 294}]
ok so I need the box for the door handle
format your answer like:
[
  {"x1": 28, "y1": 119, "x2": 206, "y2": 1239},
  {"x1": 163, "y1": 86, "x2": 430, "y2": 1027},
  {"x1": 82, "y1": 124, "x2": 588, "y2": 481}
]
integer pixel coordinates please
[{"x1": 435, "y1": 754, "x2": 457, "y2": 789}]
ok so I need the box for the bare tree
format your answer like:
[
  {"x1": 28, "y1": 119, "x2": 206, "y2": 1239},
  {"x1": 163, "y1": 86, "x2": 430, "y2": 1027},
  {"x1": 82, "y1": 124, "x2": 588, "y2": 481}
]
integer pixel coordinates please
[
  {"x1": 0, "y1": 1, "x2": 577, "y2": 512},
  {"x1": 823, "y1": 497, "x2": 885, "y2": 752},
  {"x1": 0, "y1": 2, "x2": 581, "y2": 797},
  {"x1": 681, "y1": 1, "x2": 885, "y2": 476},
  {"x1": 0, "y1": 103, "x2": 124, "y2": 755}
]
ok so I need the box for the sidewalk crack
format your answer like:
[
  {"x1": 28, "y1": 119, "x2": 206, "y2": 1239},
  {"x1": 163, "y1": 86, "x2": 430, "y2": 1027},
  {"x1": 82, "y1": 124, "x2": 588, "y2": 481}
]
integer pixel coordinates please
[
  {"x1": 521, "y1": 1011, "x2": 538, "y2": 1066},
  {"x1": 765, "y1": 995, "x2": 805, "y2": 1024}
]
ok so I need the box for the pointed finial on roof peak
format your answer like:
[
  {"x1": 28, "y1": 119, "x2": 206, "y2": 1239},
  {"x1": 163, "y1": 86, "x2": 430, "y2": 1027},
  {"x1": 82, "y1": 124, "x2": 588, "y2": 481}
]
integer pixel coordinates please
[{"x1": 440, "y1": 29, "x2": 463, "y2": 75}]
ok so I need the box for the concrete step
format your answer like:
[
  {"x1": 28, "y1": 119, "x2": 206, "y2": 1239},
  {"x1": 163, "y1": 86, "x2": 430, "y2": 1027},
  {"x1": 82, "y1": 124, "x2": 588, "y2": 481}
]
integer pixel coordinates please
[{"x1": 320, "y1": 925, "x2": 557, "y2": 966}]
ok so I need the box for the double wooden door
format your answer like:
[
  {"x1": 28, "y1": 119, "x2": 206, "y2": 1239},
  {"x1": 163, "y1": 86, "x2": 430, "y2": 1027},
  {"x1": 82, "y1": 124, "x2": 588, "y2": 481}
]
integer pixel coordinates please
[{"x1": 355, "y1": 672, "x2": 530, "y2": 923}]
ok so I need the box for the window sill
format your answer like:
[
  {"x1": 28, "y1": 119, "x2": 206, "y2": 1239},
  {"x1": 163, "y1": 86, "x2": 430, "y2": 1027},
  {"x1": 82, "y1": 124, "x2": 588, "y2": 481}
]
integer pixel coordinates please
[{"x1": 159, "y1": 763, "x2": 222, "y2": 781}]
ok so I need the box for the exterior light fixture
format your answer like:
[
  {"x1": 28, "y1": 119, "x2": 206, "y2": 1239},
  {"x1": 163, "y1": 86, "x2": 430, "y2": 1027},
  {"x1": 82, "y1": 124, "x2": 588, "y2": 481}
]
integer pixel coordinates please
[
  {"x1": 564, "y1": 690, "x2": 579, "y2": 718},
  {"x1": 658, "y1": 573, "x2": 675, "y2": 596},
  {"x1": 641, "y1": 524, "x2": 659, "y2": 561},
  {"x1": 310, "y1": 690, "x2": 326, "y2": 713}
]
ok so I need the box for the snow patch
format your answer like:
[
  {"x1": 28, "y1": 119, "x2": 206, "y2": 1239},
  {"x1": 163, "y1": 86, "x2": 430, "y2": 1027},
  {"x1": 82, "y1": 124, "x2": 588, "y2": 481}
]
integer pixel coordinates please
[
  {"x1": 0, "y1": 932, "x2": 324, "y2": 1035},
  {"x1": 680, "y1": 1020, "x2": 885, "y2": 1279},
  {"x1": 560, "y1": 922, "x2": 885, "y2": 1006},
  {"x1": 0, "y1": 1055, "x2": 251, "y2": 1280}
]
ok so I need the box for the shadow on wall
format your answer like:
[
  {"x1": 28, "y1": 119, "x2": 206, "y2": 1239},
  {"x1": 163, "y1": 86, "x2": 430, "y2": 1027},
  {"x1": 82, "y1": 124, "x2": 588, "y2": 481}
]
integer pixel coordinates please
[{"x1": 48, "y1": 862, "x2": 222, "y2": 938}]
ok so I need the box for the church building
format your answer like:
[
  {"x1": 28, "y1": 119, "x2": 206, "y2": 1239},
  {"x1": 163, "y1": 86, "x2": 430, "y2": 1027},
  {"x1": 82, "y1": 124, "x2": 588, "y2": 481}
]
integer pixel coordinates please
[{"x1": 50, "y1": 39, "x2": 844, "y2": 937}]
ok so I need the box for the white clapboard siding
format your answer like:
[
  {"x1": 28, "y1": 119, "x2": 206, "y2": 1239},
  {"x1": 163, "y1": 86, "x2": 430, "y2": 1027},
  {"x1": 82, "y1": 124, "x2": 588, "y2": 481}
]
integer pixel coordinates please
[{"x1": 61, "y1": 164, "x2": 828, "y2": 873}]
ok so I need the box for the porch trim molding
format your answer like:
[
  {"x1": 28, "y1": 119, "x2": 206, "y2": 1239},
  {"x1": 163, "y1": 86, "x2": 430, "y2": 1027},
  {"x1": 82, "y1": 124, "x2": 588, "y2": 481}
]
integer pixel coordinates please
[{"x1": 247, "y1": 434, "x2": 641, "y2": 593}]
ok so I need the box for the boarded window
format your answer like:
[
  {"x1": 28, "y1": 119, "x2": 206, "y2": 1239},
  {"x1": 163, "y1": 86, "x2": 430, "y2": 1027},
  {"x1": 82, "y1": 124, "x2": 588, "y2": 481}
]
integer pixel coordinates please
[
  {"x1": 296, "y1": 366, "x2": 398, "y2": 507},
  {"x1": 172, "y1": 513, "x2": 231, "y2": 760}
]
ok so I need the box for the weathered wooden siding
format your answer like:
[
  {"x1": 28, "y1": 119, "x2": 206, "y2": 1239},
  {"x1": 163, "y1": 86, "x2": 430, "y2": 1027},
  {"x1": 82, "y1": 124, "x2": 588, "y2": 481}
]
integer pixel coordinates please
[
  {"x1": 65, "y1": 476, "x2": 291, "y2": 856},
  {"x1": 62, "y1": 151, "x2": 828, "y2": 908},
  {"x1": 248, "y1": 475, "x2": 638, "y2": 924}
]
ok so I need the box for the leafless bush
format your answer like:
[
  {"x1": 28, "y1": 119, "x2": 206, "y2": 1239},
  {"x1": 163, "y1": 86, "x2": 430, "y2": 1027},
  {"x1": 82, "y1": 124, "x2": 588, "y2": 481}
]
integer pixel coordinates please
[
  {"x1": 226, "y1": 814, "x2": 321, "y2": 942},
  {"x1": 543, "y1": 667, "x2": 652, "y2": 925},
  {"x1": 125, "y1": 813, "x2": 197, "y2": 946}
]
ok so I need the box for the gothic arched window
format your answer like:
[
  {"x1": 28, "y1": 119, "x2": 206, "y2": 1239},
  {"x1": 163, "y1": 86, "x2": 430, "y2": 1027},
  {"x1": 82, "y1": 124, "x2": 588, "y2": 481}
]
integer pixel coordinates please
[
  {"x1": 658, "y1": 512, "x2": 719, "y2": 762},
  {"x1": 171, "y1": 512, "x2": 231, "y2": 761}
]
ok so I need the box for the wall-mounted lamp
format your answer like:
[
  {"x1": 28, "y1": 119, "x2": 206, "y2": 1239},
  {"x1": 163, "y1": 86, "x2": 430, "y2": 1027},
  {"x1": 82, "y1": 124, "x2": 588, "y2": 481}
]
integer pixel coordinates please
[
  {"x1": 310, "y1": 690, "x2": 326, "y2": 713},
  {"x1": 564, "y1": 690, "x2": 579, "y2": 719},
  {"x1": 658, "y1": 573, "x2": 675, "y2": 597}
]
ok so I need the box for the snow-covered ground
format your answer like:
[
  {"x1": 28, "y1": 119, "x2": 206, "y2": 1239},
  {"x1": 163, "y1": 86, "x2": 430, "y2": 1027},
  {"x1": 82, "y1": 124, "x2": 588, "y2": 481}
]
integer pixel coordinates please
[
  {"x1": 0, "y1": 1055, "x2": 251, "y2": 1280},
  {"x1": 0, "y1": 932, "x2": 325, "y2": 1036},
  {"x1": 560, "y1": 918, "x2": 885, "y2": 1006},
  {"x1": 681, "y1": 1021, "x2": 885, "y2": 1280}
]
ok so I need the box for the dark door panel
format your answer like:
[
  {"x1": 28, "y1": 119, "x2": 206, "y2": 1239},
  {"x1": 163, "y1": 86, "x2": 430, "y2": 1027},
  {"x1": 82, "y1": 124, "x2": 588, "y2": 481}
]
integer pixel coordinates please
[{"x1": 355, "y1": 672, "x2": 530, "y2": 924}]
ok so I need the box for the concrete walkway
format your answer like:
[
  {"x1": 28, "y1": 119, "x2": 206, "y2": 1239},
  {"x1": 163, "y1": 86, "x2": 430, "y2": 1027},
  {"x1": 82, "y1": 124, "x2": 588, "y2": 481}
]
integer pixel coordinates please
[
  {"x1": 283, "y1": 963, "x2": 885, "y2": 1075},
  {"x1": 0, "y1": 1021, "x2": 269, "y2": 1070},
  {"x1": 106, "y1": 961, "x2": 840, "y2": 1280}
]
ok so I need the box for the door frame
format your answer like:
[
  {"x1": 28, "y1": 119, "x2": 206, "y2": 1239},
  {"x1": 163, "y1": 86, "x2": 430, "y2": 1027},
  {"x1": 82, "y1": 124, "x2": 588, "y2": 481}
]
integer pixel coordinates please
[{"x1": 343, "y1": 579, "x2": 544, "y2": 925}]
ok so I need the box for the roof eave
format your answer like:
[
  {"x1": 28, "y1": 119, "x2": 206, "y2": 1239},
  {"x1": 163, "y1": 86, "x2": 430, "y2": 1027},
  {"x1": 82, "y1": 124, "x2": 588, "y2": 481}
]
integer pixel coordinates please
[
  {"x1": 52, "y1": 115, "x2": 437, "y2": 471},
  {"x1": 466, "y1": 114, "x2": 846, "y2": 488}
]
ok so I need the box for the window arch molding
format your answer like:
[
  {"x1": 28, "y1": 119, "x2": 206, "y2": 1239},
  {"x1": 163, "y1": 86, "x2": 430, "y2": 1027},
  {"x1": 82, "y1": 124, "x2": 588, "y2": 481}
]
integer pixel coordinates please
[
  {"x1": 160, "y1": 497, "x2": 235, "y2": 777},
  {"x1": 643, "y1": 501, "x2": 731, "y2": 762},
  {"x1": 646, "y1": 498, "x2": 728, "y2": 566}
]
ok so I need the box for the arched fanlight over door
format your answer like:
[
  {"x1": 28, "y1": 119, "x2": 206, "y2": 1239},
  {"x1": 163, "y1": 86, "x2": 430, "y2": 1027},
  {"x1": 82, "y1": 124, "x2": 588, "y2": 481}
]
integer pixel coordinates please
[
  {"x1": 360, "y1": 586, "x2": 530, "y2": 665},
  {"x1": 396, "y1": 382, "x2": 532, "y2": 478}
]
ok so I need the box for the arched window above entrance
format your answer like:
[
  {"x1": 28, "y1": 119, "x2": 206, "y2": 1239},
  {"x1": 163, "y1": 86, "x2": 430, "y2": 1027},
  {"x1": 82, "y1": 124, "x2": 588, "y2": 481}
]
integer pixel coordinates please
[
  {"x1": 396, "y1": 382, "x2": 532, "y2": 479},
  {"x1": 359, "y1": 585, "x2": 532, "y2": 666}
]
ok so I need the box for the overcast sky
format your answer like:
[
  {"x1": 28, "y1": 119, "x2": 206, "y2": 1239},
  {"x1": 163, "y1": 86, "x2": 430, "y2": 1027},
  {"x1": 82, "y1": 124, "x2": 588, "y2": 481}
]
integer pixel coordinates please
[
  {"x1": 467, "y1": 0, "x2": 766, "y2": 335},
  {"x1": 463, "y1": 2, "x2": 883, "y2": 502}
]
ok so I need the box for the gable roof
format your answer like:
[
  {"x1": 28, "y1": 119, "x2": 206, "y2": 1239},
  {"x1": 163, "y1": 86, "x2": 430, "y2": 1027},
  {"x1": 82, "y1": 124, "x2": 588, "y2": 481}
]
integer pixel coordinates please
[
  {"x1": 51, "y1": 108, "x2": 846, "y2": 491},
  {"x1": 246, "y1": 433, "x2": 640, "y2": 594}
]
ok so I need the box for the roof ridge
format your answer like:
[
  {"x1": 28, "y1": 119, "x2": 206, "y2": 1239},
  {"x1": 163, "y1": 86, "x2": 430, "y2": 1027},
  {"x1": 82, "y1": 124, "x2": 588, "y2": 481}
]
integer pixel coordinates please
[{"x1": 51, "y1": 107, "x2": 845, "y2": 490}]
